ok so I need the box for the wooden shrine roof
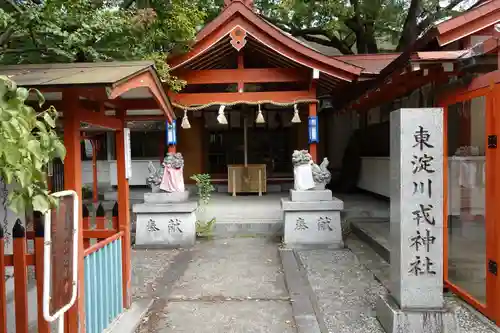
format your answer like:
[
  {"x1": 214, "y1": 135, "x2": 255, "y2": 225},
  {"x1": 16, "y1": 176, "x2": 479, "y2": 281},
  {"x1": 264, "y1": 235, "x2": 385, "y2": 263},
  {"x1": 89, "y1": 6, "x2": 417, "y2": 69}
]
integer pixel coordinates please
[
  {"x1": 167, "y1": 0, "x2": 363, "y2": 86},
  {"x1": 0, "y1": 61, "x2": 175, "y2": 121},
  {"x1": 0, "y1": 61, "x2": 157, "y2": 87}
]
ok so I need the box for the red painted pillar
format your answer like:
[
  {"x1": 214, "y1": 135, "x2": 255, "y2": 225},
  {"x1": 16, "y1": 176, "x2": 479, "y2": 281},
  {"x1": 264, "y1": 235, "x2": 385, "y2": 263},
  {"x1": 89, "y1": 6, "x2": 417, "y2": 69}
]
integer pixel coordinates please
[
  {"x1": 91, "y1": 139, "x2": 99, "y2": 203},
  {"x1": 309, "y1": 81, "x2": 318, "y2": 163},
  {"x1": 62, "y1": 89, "x2": 85, "y2": 333},
  {"x1": 309, "y1": 102, "x2": 318, "y2": 163},
  {"x1": 115, "y1": 110, "x2": 132, "y2": 309}
]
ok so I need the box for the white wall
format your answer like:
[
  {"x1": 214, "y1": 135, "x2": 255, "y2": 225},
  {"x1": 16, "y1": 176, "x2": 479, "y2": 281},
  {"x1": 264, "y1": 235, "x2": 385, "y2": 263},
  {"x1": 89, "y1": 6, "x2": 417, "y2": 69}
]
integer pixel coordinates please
[
  {"x1": 81, "y1": 161, "x2": 111, "y2": 186},
  {"x1": 1, "y1": 179, "x2": 26, "y2": 255},
  {"x1": 109, "y1": 160, "x2": 156, "y2": 186},
  {"x1": 358, "y1": 156, "x2": 485, "y2": 215},
  {"x1": 81, "y1": 160, "x2": 162, "y2": 187},
  {"x1": 357, "y1": 157, "x2": 390, "y2": 197}
]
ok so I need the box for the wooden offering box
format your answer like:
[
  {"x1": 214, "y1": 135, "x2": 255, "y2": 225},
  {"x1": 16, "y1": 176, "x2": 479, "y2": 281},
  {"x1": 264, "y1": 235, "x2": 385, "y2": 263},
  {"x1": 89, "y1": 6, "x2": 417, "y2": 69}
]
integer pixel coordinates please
[{"x1": 227, "y1": 164, "x2": 267, "y2": 196}]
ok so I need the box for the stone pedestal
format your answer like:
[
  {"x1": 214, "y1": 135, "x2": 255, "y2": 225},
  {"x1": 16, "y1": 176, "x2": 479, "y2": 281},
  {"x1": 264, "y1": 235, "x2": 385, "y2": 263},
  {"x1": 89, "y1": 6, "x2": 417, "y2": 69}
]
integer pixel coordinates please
[
  {"x1": 144, "y1": 191, "x2": 190, "y2": 203},
  {"x1": 376, "y1": 108, "x2": 459, "y2": 333},
  {"x1": 133, "y1": 200, "x2": 198, "y2": 249},
  {"x1": 282, "y1": 189, "x2": 344, "y2": 248},
  {"x1": 377, "y1": 295, "x2": 459, "y2": 333}
]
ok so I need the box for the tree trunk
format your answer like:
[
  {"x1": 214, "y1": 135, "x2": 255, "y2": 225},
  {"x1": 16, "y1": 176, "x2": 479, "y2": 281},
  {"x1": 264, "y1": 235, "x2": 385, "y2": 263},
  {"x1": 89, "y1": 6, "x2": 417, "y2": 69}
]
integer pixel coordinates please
[
  {"x1": 364, "y1": 22, "x2": 378, "y2": 53},
  {"x1": 397, "y1": 0, "x2": 421, "y2": 51}
]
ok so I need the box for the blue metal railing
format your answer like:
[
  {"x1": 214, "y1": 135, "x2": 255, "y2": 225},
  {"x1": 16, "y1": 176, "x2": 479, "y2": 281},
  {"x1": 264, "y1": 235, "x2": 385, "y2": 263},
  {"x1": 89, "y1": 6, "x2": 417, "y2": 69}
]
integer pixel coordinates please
[{"x1": 84, "y1": 233, "x2": 124, "y2": 333}]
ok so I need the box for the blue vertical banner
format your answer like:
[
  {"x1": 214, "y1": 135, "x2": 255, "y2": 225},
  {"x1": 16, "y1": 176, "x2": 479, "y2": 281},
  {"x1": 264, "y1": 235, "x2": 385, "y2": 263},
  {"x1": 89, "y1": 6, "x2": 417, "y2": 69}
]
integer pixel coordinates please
[
  {"x1": 308, "y1": 116, "x2": 319, "y2": 143},
  {"x1": 166, "y1": 119, "x2": 177, "y2": 145}
]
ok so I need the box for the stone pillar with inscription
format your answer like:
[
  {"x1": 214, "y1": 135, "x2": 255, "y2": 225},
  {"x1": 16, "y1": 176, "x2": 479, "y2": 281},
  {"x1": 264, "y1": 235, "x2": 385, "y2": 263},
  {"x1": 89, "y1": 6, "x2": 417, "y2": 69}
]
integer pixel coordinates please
[{"x1": 376, "y1": 108, "x2": 460, "y2": 333}]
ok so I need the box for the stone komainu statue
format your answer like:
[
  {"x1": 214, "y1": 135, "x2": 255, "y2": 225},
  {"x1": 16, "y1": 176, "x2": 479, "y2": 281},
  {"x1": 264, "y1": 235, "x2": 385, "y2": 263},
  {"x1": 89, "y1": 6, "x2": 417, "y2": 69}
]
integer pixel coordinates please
[
  {"x1": 311, "y1": 158, "x2": 331, "y2": 186},
  {"x1": 147, "y1": 153, "x2": 185, "y2": 193},
  {"x1": 291, "y1": 150, "x2": 331, "y2": 190}
]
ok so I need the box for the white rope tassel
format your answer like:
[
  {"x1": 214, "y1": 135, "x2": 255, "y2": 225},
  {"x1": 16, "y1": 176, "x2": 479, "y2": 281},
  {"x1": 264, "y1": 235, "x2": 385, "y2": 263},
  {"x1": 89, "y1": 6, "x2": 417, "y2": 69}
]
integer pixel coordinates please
[
  {"x1": 291, "y1": 104, "x2": 301, "y2": 123},
  {"x1": 181, "y1": 109, "x2": 191, "y2": 129},
  {"x1": 256, "y1": 104, "x2": 265, "y2": 124},
  {"x1": 217, "y1": 105, "x2": 228, "y2": 124}
]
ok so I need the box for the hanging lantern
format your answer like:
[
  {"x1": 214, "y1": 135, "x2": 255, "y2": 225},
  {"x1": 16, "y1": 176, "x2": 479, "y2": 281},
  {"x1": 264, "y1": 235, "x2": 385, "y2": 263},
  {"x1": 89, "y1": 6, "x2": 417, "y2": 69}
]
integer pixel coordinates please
[
  {"x1": 255, "y1": 104, "x2": 265, "y2": 124},
  {"x1": 291, "y1": 104, "x2": 301, "y2": 123},
  {"x1": 181, "y1": 109, "x2": 191, "y2": 129},
  {"x1": 217, "y1": 105, "x2": 228, "y2": 124},
  {"x1": 308, "y1": 116, "x2": 319, "y2": 143},
  {"x1": 166, "y1": 120, "x2": 177, "y2": 145}
]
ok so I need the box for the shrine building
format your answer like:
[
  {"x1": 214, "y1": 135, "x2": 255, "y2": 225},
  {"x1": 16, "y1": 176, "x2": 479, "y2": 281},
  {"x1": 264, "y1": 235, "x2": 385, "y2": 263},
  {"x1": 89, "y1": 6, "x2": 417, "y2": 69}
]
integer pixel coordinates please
[
  {"x1": 67, "y1": 2, "x2": 500, "y2": 323},
  {"x1": 1, "y1": 0, "x2": 499, "y2": 330},
  {"x1": 60, "y1": 0, "x2": 499, "y2": 325}
]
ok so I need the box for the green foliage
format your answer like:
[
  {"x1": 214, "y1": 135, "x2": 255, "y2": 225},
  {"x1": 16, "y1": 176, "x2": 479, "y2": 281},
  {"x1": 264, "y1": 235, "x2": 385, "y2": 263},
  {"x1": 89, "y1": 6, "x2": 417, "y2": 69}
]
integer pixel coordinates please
[
  {"x1": 190, "y1": 173, "x2": 215, "y2": 206},
  {"x1": 245, "y1": 0, "x2": 472, "y2": 54},
  {"x1": 195, "y1": 217, "x2": 216, "y2": 238},
  {"x1": 0, "y1": 0, "x2": 206, "y2": 91},
  {"x1": 190, "y1": 173, "x2": 216, "y2": 237},
  {"x1": 0, "y1": 76, "x2": 66, "y2": 214}
]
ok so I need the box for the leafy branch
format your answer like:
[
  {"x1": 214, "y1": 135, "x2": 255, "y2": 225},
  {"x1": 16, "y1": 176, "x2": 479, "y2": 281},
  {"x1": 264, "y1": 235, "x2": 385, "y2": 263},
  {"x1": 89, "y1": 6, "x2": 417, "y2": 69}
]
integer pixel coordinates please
[{"x1": 0, "y1": 76, "x2": 66, "y2": 214}]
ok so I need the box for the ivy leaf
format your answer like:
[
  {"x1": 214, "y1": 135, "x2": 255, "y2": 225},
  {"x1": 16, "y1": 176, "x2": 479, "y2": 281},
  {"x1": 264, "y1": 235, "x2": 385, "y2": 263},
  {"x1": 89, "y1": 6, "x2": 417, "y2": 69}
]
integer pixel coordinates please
[
  {"x1": 8, "y1": 192, "x2": 25, "y2": 215},
  {"x1": 53, "y1": 141, "x2": 66, "y2": 159},
  {"x1": 16, "y1": 88, "x2": 29, "y2": 102},
  {"x1": 32, "y1": 194, "x2": 50, "y2": 213},
  {"x1": 43, "y1": 112, "x2": 56, "y2": 128},
  {"x1": 30, "y1": 88, "x2": 45, "y2": 108},
  {"x1": 27, "y1": 140, "x2": 42, "y2": 159},
  {"x1": 35, "y1": 120, "x2": 48, "y2": 133},
  {"x1": 3, "y1": 169, "x2": 13, "y2": 184},
  {"x1": 15, "y1": 170, "x2": 27, "y2": 188},
  {"x1": 4, "y1": 146, "x2": 20, "y2": 165}
]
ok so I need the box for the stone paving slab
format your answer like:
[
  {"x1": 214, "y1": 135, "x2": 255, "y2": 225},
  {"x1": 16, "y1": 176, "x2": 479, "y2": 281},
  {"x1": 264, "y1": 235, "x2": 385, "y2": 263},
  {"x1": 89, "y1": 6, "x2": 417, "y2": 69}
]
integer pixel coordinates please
[
  {"x1": 131, "y1": 248, "x2": 182, "y2": 300},
  {"x1": 135, "y1": 238, "x2": 295, "y2": 333},
  {"x1": 140, "y1": 300, "x2": 296, "y2": 333},
  {"x1": 296, "y1": 249, "x2": 386, "y2": 333},
  {"x1": 169, "y1": 238, "x2": 289, "y2": 299}
]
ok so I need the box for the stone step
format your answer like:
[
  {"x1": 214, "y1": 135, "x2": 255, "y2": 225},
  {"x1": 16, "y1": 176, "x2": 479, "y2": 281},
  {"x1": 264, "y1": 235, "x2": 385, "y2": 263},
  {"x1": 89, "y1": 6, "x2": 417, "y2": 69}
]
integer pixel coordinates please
[
  {"x1": 215, "y1": 184, "x2": 291, "y2": 193},
  {"x1": 212, "y1": 220, "x2": 284, "y2": 237},
  {"x1": 349, "y1": 218, "x2": 390, "y2": 263}
]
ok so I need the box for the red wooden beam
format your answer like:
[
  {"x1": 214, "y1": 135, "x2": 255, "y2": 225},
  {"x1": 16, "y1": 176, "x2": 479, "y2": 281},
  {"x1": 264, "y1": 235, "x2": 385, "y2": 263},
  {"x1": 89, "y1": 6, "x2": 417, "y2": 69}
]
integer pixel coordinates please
[
  {"x1": 125, "y1": 115, "x2": 167, "y2": 121},
  {"x1": 354, "y1": 70, "x2": 442, "y2": 111},
  {"x1": 175, "y1": 68, "x2": 310, "y2": 85},
  {"x1": 109, "y1": 70, "x2": 174, "y2": 122},
  {"x1": 78, "y1": 107, "x2": 122, "y2": 130},
  {"x1": 44, "y1": 92, "x2": 318, "y2": 111},
  {"x1": 169, "y1": 90, "x2": 316, "y2": 106}
]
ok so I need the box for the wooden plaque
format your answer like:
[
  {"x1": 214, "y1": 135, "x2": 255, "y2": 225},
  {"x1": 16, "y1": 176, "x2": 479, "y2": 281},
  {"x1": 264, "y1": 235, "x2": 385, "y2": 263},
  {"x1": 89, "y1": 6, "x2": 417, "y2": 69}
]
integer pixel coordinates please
[{"x1": 49, "y1": 195, "x2": 75, "y2": 315}]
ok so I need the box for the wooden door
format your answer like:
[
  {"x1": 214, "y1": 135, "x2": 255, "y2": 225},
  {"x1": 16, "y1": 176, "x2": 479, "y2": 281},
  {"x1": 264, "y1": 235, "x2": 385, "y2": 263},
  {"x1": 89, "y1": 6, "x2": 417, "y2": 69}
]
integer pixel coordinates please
[{"x1": 441, "y1": 84, "x2": 499, "y2": 322}]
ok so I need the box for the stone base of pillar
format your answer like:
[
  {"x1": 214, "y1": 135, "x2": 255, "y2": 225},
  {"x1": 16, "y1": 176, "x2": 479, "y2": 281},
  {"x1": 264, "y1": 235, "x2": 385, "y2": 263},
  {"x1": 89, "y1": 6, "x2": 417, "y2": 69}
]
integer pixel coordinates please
[
  {"x1": 133, "y1": 201, "x2": 198, "y2": 249},
  {"x1": 282, "y1": 189, "x2": 344, "y2": 248},
  {"x1": 376, "y1": 294, "x2": 460, "y2": 333}
]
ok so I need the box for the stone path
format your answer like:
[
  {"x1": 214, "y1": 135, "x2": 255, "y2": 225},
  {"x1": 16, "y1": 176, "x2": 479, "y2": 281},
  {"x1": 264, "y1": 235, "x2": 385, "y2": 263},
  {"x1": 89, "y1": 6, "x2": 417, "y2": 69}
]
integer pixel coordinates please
[
  {"x1": 133, "y1": 238, "x2": 296, "y2": 333},
  {"x1": 128, "y1": 234, "x2": 500, "y2": 333},
  {"x1": 297, "y1": 249, "x2": 386, "y2": 333}
]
